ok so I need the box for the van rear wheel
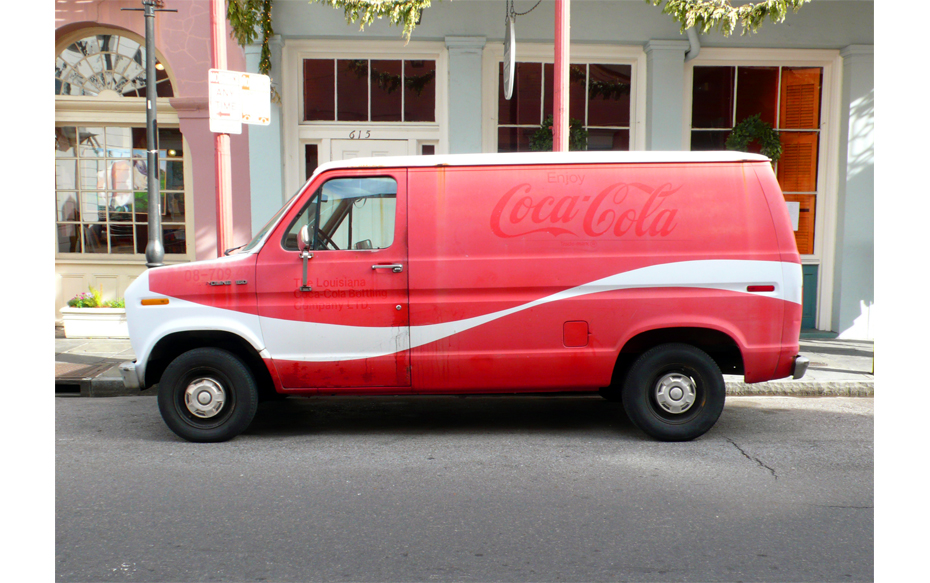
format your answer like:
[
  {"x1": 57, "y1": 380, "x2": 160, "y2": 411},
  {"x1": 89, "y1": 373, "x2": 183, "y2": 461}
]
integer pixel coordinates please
[
  {"x1": 157, "y1": 348, "x2": 259, "y2": 443},
  {"x1": 621, "y1": 343, "x2": 725, "y2": 441}
]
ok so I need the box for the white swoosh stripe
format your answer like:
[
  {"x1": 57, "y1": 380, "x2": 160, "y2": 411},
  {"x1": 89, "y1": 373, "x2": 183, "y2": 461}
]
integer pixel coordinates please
[{"x1": 262, "y1": 260, "x2": 800, "y2": 363}]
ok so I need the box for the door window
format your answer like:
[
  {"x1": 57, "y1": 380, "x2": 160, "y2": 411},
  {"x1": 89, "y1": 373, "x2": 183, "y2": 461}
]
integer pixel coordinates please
[{"x1": 283, "y1": 177, "x2": 397, "y2": 251}]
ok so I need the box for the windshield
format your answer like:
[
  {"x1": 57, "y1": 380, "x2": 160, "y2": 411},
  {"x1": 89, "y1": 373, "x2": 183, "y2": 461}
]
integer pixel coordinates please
[{"x1": 234, "y1": 191, "x2": 301, "y2": 254}]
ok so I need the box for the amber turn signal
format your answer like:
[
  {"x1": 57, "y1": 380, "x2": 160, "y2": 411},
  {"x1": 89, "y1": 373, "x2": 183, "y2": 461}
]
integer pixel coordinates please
[{"x1": 141, "y1": 298, "x2": 169, "y2": 306}]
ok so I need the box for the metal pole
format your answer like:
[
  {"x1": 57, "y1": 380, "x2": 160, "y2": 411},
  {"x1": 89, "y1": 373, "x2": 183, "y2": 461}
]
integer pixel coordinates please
[
  {"x1": 211, "y1": 0, "x2": 234, "y2": 257},
  {"x1": 553, "y1": 0, "x2": 570, "y2": 152},
  {"x1": 143, "y1": 0, "x2": 165, "y2": 267}
]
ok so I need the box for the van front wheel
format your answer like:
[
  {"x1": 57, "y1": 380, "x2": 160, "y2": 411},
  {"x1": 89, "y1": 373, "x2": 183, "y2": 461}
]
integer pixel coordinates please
[
  {"x1": 621, "y1": 343, "x2": 725, "y2": 441},
  {"x1": 157, "y1": 348, "x2": 259, "y2": 443}
]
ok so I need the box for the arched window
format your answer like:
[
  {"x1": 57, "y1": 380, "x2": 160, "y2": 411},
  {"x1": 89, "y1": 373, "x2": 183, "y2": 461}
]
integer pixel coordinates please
[{"x1": 55, "y1": 33, "x2": 174, "y2": 97}]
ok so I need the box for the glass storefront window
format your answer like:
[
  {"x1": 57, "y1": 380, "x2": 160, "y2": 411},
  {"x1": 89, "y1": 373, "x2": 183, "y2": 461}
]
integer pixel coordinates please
[{"x1": 55, "y1": 125, "x2": 186, "y2": 256}]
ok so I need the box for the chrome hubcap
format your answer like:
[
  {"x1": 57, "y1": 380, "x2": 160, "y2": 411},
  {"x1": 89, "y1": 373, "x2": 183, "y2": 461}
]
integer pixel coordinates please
[
  {"x1": 654, "y1": 373, "x2": 697, "y2": 414},
  {"x1": 184, "y1": 377, "x2": 226, "y2": 418}
]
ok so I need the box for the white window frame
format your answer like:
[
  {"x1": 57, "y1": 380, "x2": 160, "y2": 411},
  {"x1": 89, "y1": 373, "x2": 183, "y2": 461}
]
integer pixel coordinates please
[
  {"x1": 684, "y1": 48, "x2": 842, "y2": 331},
  {"x1": 282, "y1": 39, "x2": 448, "y2": 195},
  {"x1": 482, "y1": 43, "x2": 647, "y2": 152}
]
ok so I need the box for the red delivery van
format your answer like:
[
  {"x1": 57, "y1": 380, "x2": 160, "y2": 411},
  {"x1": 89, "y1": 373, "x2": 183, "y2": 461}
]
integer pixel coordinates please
[{"x1": 120, "y1": 151, "x2": 808, "y2": 443}]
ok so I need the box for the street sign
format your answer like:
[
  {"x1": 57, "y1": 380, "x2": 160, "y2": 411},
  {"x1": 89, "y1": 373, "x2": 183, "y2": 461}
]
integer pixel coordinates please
[
  {"x1": 241, "y1": 72, "x2": 271, "y2": 126},
  {"x1": 209, "y1": 69, "x2": 271, "y2": 133},
  {"x1": 209, "y1": 68, "x2": 242, "y2": 134}
]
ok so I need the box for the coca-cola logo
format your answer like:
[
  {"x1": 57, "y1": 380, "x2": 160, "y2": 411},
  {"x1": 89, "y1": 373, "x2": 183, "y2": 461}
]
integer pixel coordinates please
[{"x1": 490, "y1": 182, "x2": 680, "y2": 238}]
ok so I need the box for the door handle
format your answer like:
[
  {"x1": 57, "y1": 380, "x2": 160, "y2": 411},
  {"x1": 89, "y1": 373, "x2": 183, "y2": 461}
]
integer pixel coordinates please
[{"x1": 372, "y1": 264, "x2": 403, "y2": 273}]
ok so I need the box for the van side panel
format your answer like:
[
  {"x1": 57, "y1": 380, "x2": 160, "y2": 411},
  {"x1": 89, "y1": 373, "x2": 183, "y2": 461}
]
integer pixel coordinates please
[{"x1": 407, "y1": 162, "x2": 790, "y2": 391}]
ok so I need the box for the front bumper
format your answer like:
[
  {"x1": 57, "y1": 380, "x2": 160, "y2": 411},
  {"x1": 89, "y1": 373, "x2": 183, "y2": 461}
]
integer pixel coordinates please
[
  {"x1": 119, "y1": 361, "x2": 143, "y2": 390},
  {"x1": 791, "y1": 355, "x2": 810, "y2": 380}
]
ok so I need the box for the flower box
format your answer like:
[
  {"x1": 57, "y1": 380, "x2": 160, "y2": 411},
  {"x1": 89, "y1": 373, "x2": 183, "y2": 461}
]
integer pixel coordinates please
[{"x1": 60, "y1": 307, "x2": 129, "y2": 339}]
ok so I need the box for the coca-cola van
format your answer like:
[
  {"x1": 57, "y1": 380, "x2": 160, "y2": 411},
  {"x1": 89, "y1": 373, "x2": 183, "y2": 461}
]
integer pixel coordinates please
[{"x1": 120, "y1": 151, "x2": 808, "y2": 442}]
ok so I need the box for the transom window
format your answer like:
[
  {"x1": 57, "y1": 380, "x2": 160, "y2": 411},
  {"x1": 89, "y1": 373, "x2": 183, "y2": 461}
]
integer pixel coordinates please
[
  {"x1": 55, "y1": 126, "x2": 186, "y2": 255},
  {"x1": 690, "y1": 66, "x2": 823, "y2": 254},
  {"x1": 497, "y1": 62, "x2": 632, "y2": 152},
  {"x1": 56, "y1": 33, "x2": 174, "y2": 97},
  {"x1": 302, "y1": 59, "x2": 436, "y2": 122}
]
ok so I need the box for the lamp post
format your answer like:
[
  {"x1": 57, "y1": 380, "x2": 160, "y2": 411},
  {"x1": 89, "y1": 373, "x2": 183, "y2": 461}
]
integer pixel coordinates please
[
  {"x1": 553, "y1": 0, "x2": 570, "y2": 152},
  {"x1": 122, "y1": 0, "x2": 176, "y2": 268}
]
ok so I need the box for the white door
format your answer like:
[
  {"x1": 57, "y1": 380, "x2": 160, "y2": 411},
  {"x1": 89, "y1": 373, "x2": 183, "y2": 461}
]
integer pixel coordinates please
[{"x1": 331, "y1": 139, "x2": 408, "y2": 160}]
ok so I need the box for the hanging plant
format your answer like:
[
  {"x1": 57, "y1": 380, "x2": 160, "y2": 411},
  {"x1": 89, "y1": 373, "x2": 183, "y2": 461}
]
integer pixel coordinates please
[
  {"x1": 530, "y1": 115, "x2": 588, "y2": 152},
  {"x1": 725, "y1": 113, "x2": 782, "y2": 162}
]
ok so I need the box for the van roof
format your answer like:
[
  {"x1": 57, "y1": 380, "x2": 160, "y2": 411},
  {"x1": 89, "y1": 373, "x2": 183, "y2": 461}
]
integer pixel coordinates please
[{"x1": 314, "y1": 150, "x2": 770, "y2": 175}]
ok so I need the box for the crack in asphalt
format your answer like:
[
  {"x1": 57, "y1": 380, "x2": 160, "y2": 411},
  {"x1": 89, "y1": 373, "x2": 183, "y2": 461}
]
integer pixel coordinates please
[{"x1": 727, "y1": 438, "x2": 777, "y2": 480}]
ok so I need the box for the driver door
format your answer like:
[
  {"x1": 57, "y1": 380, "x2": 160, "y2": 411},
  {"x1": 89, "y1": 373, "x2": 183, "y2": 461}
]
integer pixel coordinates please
[{"x1": 255, "y1": 169, "x2": 410, "y2": 390}]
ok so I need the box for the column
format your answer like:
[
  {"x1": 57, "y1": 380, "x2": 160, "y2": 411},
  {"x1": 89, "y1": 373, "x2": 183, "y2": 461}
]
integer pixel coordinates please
[
  {"x1": 445, "y1": 36, "x2": 486, "y2": 154},
  {"x1": 644, "y1": 40, "x2": 690, "y2": 151},
  {"x1": 833, "y1": 45, "x2": 874, "y2": 339},
  {"x1": 245, "y1": 35, "x2": 285, "y2": 236}
]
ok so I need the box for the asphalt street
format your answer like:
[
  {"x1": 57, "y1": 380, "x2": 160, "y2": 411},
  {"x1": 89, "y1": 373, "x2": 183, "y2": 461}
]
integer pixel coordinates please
[{"x1": 56, "y1": 395, "x2": 873, "y2": 582}]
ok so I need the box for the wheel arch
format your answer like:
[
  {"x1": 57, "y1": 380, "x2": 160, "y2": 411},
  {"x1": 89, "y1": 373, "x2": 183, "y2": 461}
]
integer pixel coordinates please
[
  {"x1": 145, "y1": 330, "x2": 276, "y2": 399},
  {"x1": 611, "y1": 326, "x2": 744, "y2": 387}
]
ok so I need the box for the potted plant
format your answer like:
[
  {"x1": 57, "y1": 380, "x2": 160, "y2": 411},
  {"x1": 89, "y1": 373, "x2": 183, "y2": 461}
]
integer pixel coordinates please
[
  {"x1": 60, "y1": 286, "x2": 129, "y2": 339},
  {"x1": 529, "y1": 115, "x2": 588, "y2": 152}
]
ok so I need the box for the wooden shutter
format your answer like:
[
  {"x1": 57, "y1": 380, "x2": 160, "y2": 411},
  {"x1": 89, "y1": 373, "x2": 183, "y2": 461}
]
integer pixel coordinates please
[
  {"x1": 784, "y1": 193, "x2": 816, "y2": 255},
  {"x1": 779, "y1": 68, "x2": 822, "y2": 129},
  {"x1": 777, "y1": 131, "x2": 819, "y2": 192}
]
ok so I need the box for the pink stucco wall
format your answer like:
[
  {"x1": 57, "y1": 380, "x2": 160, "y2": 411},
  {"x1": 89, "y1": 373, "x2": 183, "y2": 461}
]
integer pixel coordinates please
[{"x1": 55, "y1": 0, "x2": 252, "y2": 260}]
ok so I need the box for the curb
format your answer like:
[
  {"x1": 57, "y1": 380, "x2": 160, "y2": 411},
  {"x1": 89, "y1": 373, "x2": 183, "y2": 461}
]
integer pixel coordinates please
[{"x1": 725, "y1": 380, "x2": 874, "y2": 397}]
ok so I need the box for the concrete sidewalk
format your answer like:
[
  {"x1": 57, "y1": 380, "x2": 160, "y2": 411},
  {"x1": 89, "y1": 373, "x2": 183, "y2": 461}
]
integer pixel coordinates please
[{"x1": 54, "y1": 327, "x2": 874, "y2": 397}]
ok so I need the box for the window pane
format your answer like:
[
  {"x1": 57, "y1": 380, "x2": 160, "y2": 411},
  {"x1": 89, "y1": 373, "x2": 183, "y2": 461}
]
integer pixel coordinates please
[
  {"x1": 777, "y1": 131, "x2": 819, "y2": 192},
  {"x1": 135, "y1": 224, "x2": 148, "y2": 254},
  {"x1": 108, "y1": 160, "x2": 134, "y2": 191},
  {"x1": 305, "y1": 144, "x2": 319, "y2": 180},
  {"x1": 131, "y1": 127, "x2": 148, "y2": 157},
  {"x1": 159, "y1": 127, "x2": 184, "y2": 158},
  {"x1": 735, "y1": 67, "x2": 779, "y2": 127},
  {"x1": 57, "y1": 192, "x2": 80, "y2": 222},
  {"x1": 285, "y1": 177, "x2": 397, "y2": 251},
  {"x1": 497, "y1": 127, "x2": 534, "y2": 153},
  {"x1": 587, "y1": 64, "x2": 631, "y2": 127},
  {"x1": 83, "y1": 224, "x2": 108, "y2": 253},
  {"x1": 164, "y1": 192, "x2": 185, "y2": 222},
  {"x1": 56, "y1": 160, "x2": 77, "y2": 190},
  {"x1": 780, "y1": 67, "x2": 822, "y2": 129},
  {"x1": 56, "y1": 127, "x2": 76, "y2": 157},
  {"x1": 499, "y1": 62, "x2": 542, "y2": 126},
  {"x1": 108, "y1": 192, "x2": 133, "y2": 218},
  {"x1": 81, "y1": 192, "x2": 108, "y2": 222},
  {"x1": 105, "y1": 127, "x2": 133, "y2": 157},
  {"x1": 303, "y1": 59, "x2": 335, "y2": 121},
  {"x1": 690, "y1": 130, "x2": 729, "y2": 151},
  {"x1": 164, "y1": 160, "x2": 184, "y2": 190},
  {"x1": 543, "y1": 64, "x2": 586, "y2": 124},
  {"x1": 77, "y1": 127, "x2": 106, "y2": 157},
  {"x1": 370, "y1": 60, "x2": 402, "y2": 122},
  {"x1": 58, "y1": 223, "x2": 81, "y2": 253},
  {"x1": 110, "y1": 224, "x2": 134, "y2": 254},
  {"x1": 79, "y1": 160, "x2": 106, "y2": 190},
  {"x1": 692, "y1": 67, "x2": 734, "y2": 128},
  {"x1": 587, "y1": 128, "x2": 629, "y2": 151},
  {"x1": 163, "y1": 226, "x2": 186, "y2": 254},
  {"x1": 404, "y1": 60, "x2": 436, "y2": 122},
  {"x1": 337, "y1": 59, "x2": 368, "y2": 122}
]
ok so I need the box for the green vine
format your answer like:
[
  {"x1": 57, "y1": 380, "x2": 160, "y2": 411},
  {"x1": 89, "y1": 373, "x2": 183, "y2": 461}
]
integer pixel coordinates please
[
  {"x1": 646, "y1": 0, "x2": 811, "y2": 36},
  {"x1": 226, "y1": 0, "x2": 279, "y2": 101},
  {"x1": 530, "y1": 115, "x2": 588, "y2": 152},
  {"x1": 725, "y1": 114, "x2": 782, "y2": 162}
]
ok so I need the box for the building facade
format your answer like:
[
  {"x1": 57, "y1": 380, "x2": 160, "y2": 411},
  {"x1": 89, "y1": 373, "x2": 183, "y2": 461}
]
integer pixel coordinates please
[
  {"x1": 54, "y1": 0, "x2": 253, "y2": 320},
  {"x1": 247, "y1": 0, "x2": 873, "y2": 339}
]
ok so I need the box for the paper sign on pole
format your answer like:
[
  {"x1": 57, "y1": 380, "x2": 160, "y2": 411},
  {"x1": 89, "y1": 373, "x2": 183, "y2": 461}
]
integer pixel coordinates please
[
  {"x1": 241, "y1": 73, "x2": 271, "y2": 125},
  {"x1": 209, "y1": 68, "x2": 242, "y2": 134}
]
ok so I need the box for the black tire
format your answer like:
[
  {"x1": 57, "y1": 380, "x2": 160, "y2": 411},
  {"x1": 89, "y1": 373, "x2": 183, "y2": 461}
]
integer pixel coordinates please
[
  {"x1": 621, "y1": 343, "x2": 725, "y2": 441},
  {"x1": 157, "y1": 348, "x2": 259, "y2": 442}
]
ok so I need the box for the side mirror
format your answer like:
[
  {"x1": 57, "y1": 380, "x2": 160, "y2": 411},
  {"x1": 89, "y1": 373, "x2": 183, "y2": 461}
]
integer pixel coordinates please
[{"x1": 298, "y1": 224, "x2": 311, "y2": 253}]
